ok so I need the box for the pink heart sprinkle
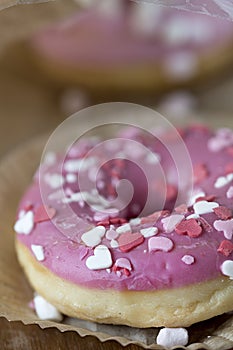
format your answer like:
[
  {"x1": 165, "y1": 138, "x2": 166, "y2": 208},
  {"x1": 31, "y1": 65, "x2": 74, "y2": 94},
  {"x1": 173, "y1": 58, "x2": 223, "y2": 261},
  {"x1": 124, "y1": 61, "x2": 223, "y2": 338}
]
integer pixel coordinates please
[
  {"x1": 214, "y1": 219, "x2": 233, "y2": 240},
  {"x1": 34, "y1": 205, "x2": 56, "y2": 223},
  {"x1": 148, "y1": 236, "x2": 174, "y2": 253}
]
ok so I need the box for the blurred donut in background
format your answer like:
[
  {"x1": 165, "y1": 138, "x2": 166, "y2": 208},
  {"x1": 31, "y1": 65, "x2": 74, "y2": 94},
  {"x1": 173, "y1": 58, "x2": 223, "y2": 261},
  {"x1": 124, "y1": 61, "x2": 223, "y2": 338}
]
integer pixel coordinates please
[{"x1": 28, "y1": 0, "x2": 233, "y2": 99}]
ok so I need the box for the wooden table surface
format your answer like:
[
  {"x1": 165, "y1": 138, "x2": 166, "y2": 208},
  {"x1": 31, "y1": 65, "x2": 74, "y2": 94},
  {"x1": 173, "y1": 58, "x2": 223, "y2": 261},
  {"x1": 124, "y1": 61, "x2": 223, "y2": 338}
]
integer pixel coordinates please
[{"x1": 0, "y1": 2, "x2": 233, "y2": 349}]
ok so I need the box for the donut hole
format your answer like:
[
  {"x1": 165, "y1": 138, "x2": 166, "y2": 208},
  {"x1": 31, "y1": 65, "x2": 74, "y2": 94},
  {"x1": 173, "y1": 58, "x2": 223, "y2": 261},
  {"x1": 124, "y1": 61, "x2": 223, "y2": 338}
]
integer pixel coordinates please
[{"x1": 97, "y1": 158, "x2": 178, "y2": 220}]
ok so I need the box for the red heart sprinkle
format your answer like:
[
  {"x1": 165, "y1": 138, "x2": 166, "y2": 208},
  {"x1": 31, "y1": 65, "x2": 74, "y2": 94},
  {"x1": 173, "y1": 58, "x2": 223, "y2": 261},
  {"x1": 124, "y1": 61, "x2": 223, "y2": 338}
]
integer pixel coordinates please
[
  {"x1": 213, "y1": 206, "x2": 232, "y2": 220},
  {"x1": 217, "y1": 240, "x2": 233, "y2": 257},
  {"x1": 118, "y1": 232, "x2": 144, "y2": 252},
  {"x1": 96, "y1": 220, "x2": 110, "y2": 226},
  {"x1": 34, "y1": 205, "x2": 56, "y2": 223},
  {"x1": 141, "y1": 210, "x2": 170, "y2": 224},
  {"x1": 110, "y1": 217, "x2": 127, "y2": 224},
  {"x1": 175, "y1": 219, "x2": 202, "y2": 238},
  {"x1": 193, "y1": 163, "x2": 208, "y2": 184}
]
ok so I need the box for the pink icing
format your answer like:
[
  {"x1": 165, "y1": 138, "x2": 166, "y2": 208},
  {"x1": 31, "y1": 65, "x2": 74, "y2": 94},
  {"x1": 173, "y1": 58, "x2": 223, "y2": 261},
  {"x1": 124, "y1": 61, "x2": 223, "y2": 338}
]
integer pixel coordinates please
[
  {"x1": 30, "y1": 5, "x2": 233, "y2": 69},
  {"x1": 15, "y1": 126, "x2": 233, "y2": 291}
]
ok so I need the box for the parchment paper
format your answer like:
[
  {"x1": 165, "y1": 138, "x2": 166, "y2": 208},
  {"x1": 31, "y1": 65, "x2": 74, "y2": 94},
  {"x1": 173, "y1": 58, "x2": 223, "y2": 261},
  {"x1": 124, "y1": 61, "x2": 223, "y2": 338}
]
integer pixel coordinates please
[{"x1": 0, "y1": 122, "x2": 232, "y2": 350}]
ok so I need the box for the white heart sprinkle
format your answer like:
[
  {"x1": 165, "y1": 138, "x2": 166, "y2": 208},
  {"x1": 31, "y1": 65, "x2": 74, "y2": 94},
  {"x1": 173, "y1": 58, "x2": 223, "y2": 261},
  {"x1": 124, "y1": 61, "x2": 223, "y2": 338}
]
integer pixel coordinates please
[
  {"x1": 161, "y1": 214, "x2": 184, "y2": 233},
  {"x1": 181, "y1": 255, "x2": 195, "y2": 265},
  {"x1": 220, "y1": 260, "x2": 233, "y2": 279},
  {"x1": 81, "y1": 226, "x2": 106, "y2": 248},
  {"x1": 148, "y1": 236, "x2": 174, "y2": 252},
  {"x1": 34, "y1": 295, "x2": 63, "y2": 321},
  {"x1": 115, "y1": 258, "x2": 132, "y2": 271},
  {"x1": 106, "y1": 229, "x2": 119, "y2": 240},
  {"x1": 186, "y1": 213, "x2": 200, "y2": 219},
  {"x1": 86, "y1": 245, "x2": 112, "y2": 270},
  {"x1": 110, "y1": 239, "x2": 119, "y2": 248},
  {"x1": 31, "y1": 244, "x2": 45, "y2": 261},
  {"x1": 66, "y1": 173, "x2": 77, "y2": 183},
  {"x1": 214, "y1": 173, "x2": 233, "y2": 189},
  {"x1": 129, "y1": 218, "x2": 141, "y2": 226},
  {"x1": 156, "y1": 328, "x2": 188, "y2": 347},
  {"x1": 14, "y1": 211, "x2": 34, "y2": 235},
  {"x1": 116, "y1": 223, "x2": 131, "y2": 234},
  {"x1": 188, "y1": 189, "x2": 205, "y2": 206},
  {"x1": 64, "y1": 157, "x2": 97, "y2": 173},
  {"x1": 44, "y1": 173, "x2": 65, "y2": 189},
  {"x1": 193, "y1": 200, "x2": 219, "y2": 215},
  {"x1": 140, "y1": 227, "x2": 158, "y2": 238},
  {"x1": 227, "y1": 186, "x2": 233, "y2": 199},
  {"x1": 214, "y1": 219, "x2": 233, "y2": 240}
]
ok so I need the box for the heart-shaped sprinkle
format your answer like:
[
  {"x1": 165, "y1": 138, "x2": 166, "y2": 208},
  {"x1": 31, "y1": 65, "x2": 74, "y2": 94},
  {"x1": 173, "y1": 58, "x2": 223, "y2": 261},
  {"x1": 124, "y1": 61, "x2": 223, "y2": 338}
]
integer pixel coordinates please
[
  {"x1": 81, "y1": 226, "x2": 106, "y2": 247},
  {"x1": 34, "y1": 295, "x2": 63, "y2": 322},
  {"x1": 156, "y1": 328, "x2": 188, "y2": 347},
  {"x1": 220, "y1": 260, "x2": 233, "y2": 279},
  {"x1": 116, "y1": 223, "x2": 131, "y2": 234},
  {"x1": 193, "y1": 163, "x2": 208, "y2": 184},
  {"x1": 148, "y1": 236, "x2": 173, "y2": 252},
  {"x1": 175, "y1": 219, "x2": 202, "y2": 238},
  {"x1": 214, "y1": 173, "x2": 233, "y2": 189},
  {"x1": 213, "y1": 206, "x2": 232, "y2": 220},
  {"x1": 34, "y1": 205, "x2": 56, "y2": 223},
  {"x1": 193, "y1": 200, "x2": 219, "y2": 215},
  {"x1": 118, "y1": 232, "x2": 144, "y2": 252},
  {"x1": 14, "y1": 211, "x2": 34, "y2": 235},
  {"x1": 129, "y1": 218, "x2": 141, "y2": 226},
  {"x1": 188, "y1": 189, "x2": 206, "y2": 206},
  {"x1": 44, "y1": 173, "x2": 65, "y2": 189},
  {"x1": 140, "y1": 227, "x2": 158, "y2": 238},
  {"x1": 86, "y1": 245, "x2": 112, "y2": 270},
  {"x1": 227, "y1": 186, "x2": 233, "y2": 199},
  {"x1": 31, "y1": 244, "x2": 45, "y2": 261},
  {"x1": 181, "y1": 255, "x2": 195, "y2": 265},
  {"x1": 218, "y1": 240, "x2": 233, "y2": 257},
  {"x1": 110, "y1": 239, "x2": 119, "y2": 248},
  {"x1": 214, "y1": 219, "x2": 233, "y2": 240},
  {"x1": 115, "y1": 258, "x2": 132, "y2": 271},
  {"x1": 106, "y1": 229, "x2": 119, "y2": 240},
  {"x1": 161, "y1": 214, "x2": 184, "y2": 233}
]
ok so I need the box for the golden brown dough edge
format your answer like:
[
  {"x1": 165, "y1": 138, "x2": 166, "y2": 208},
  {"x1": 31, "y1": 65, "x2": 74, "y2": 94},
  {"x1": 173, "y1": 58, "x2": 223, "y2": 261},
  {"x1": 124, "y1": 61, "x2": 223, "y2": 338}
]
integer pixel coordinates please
[{"x1": 15, "y1": 239, "x2": 233, "y2": 328}]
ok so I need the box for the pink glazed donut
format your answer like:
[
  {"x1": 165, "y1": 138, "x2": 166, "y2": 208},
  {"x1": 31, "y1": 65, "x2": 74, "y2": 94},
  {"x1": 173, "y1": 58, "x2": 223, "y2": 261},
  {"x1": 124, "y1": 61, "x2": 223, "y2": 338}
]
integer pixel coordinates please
[
  {"x1": 14, "y1": 125, "x2": 233, "y2": 327},
  {"x1": 29, "y1": 1, "x2": 233, "y2": 96}
]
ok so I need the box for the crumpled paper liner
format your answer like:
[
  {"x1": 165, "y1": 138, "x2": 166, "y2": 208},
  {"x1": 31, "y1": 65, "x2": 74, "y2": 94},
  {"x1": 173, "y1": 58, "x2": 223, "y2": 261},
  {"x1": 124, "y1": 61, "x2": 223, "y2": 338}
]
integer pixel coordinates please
[{"x1": 0, "y1": 130, "x2": 233, "y2": 350}]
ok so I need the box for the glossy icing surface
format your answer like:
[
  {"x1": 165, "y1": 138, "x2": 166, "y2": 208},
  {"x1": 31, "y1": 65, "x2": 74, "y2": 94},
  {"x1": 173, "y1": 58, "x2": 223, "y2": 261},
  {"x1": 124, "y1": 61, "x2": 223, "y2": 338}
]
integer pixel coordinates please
[
  {"x1": 15, "y1": 126, "x2": 233, "y2": 291},
  {"x1": 30, "y1": 4, "x2": 233, "y2": 69}
]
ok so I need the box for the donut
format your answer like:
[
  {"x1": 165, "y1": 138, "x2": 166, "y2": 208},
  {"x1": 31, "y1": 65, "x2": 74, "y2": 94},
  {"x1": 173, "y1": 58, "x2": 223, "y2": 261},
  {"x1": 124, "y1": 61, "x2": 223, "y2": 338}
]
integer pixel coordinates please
[
  {"x1": 28, "y1": 1, "x2": 233, "y2": 97},
  {"x1": 14, "y1": 125, "x2": 233, "y2": 328}
]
